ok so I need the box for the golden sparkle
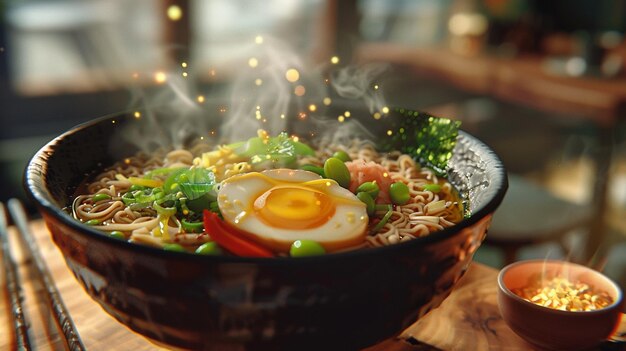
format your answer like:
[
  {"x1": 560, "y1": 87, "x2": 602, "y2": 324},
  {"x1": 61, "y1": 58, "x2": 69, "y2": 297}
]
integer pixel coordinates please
[
  {"x1": 344, "y1": 111, "x2": 351, "y2": 117},
  {"x1": 255, "y1": 78, "x2": 263, "y2": 86},
  {"x1": 323, "y1": 97, "x2": 332, "y2": 106},
  {"x1": 330, "y1": 56, "x2": 340, "y2": 64},
  {"x1": 308, "y1": 104, "x2": 317, "y2": 112},
  {"x1": 154, "y1": 71, "x2": 167, "y2": 84},
  {"x1": 255, "y1": 35, "x2": 264, "y2": 44},
  {"x1": 280, "y1": 114, "x2": 286, "y2": 119},
  {"x1": 181, "y1": 62, "x2": 188, "y2": 68},
  {"x1": 167, "y1": 5, "x2": 183, "y2": 21},
  {"x1": 197, "y1": 95, "x2": 205, "y2": 103},
  {"x1": 373, "y1": 112, "x2": 382, "y2": 120},
  {"x1": 134, "y1": 111, "x2": 141, "y2": 119},
  {"x1": 382, "y1": 106, "x2": 390, "y2": 114},
  {"x1": 386, "y1": 130, "x2": 393, "y2": 136},
  {"x1": 374, "y1": 84, "x2": 379, "y2": 90},
  {"x1": 248, "y1": 57, "x2": 259, "y2": 68},
  {"x1": 298, "y1": 112, "x2": 307, "y2": 120},
  {"x1": 292, "y1": 135, "x2": 300, "y2": 142},
  {"x1": 294, "y1": 85, "x2": 306, "y2": 96},
  {"x1": 338, "y1": 116, "x2": 345, "y2": 122},
  {"x1": 285, "y1": 68, "x2": 300, "y2": 82},
  {"x1": 182, "y1": 72, "x2": 188, "y2": 77}
]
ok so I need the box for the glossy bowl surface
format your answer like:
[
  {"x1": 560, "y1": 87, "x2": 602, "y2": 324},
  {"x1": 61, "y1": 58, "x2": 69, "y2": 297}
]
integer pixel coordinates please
[
  {"x1": 498, "y1": 259, "x2": 624, "y2": 351},
  {"x1": 25, "y1": 108, "x2": 507, "y2": 350}
]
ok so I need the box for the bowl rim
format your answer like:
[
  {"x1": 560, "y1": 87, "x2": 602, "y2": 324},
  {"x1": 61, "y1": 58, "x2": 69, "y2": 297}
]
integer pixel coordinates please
[
  {"x1": 497, "y1": 259, "x2": 624, "y2": 315},
  {"x1": 24, "y1": 110, "x2": 509, "y2": 264}
]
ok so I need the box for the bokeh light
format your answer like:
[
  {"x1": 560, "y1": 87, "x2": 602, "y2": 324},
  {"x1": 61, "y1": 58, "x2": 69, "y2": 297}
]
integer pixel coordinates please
[
  {"x1": 154, "y1": 71, "x2": 167, "y2": 84},
  {"x1": 331, "y1": 56, "x2": 340, "y2": 64},
  {"x1": 167, "y1": 5, "x2": 183, "y2": 21},
  {"x1": 248, "y1": 58, "x2": 259, "y2": 68},
  {"x1": 285, "y1": 68, "x2": 300, "y2": 83},
  {"x1": 294, "y1": 85, "x2": 306, "y2": 96}
]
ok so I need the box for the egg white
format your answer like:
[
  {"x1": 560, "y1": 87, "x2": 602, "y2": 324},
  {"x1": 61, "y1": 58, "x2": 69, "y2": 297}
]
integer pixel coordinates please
[{"x1": 217, "y1": 169, "x2": 369, "y2": 253}]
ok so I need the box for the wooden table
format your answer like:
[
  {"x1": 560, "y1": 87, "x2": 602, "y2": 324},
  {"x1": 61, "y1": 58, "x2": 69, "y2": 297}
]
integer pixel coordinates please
[{"x1": 2, "y1": 220, "x2": 625, "y2": 350}]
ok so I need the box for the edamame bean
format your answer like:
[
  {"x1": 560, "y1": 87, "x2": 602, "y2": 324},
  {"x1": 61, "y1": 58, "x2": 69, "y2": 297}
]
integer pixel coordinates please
[
  {"x1": 92, "y1": 193, "x2": 111, "y2": 202},
  {"x1": 290, "y1": 240, "x2": 326, "y2": 257},
  {"x1": 332, "y1": 150, "x2": 351, "y2": 162},
  {"x1": 301, "y1": 164, "x2": 325, "y2": 177},
  {"x1": 163, "y1": 243, "x2": 186, "y2": 252},
  {"x1": 109, "y1": 231, "x2": 125, "y2": 240},
  {"x1": 389, "y1": 182, "x2": 410, "y2": 205},
  {"x1": 195, "y1": 241, "x2": 222, "y2": 255},
  {"x1": 357, "y1": 192, "x2": 375, "y2": 216},
  {"x1": 85, "y1": 219, "x2": 100, "y2": 225},
  {"x1": 323, "y1": 157, "x2": 351, "y2": 188},
  {"x1": 356, "y1": 181, "x2": 379, "y2": 200},
  {"x1": 423, "y1": 184, "x2": 441, "y2": 193}
]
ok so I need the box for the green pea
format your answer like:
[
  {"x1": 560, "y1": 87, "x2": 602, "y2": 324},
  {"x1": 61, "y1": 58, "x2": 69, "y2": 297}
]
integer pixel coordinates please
[
  {"x1": 356, "y1": 181, "x2": 379, "y2": 200},
  {"x1": 323, "y1": 157, "x2": 351, "y2": 189},
  {"x1": 163, "y1": 243, "x2": 186, "y2": 252},
  {"x1": 423, "y1": 184, "x2": 441, "y2": 193},
  {"x1": 357, "y1": 192, "x2": 375, "y2": 216},
  {"x1": 109, "y1": 231, "x2": 126, "y2": 240},
  {"x1": 332, "y1": 150, "x2": 352, "y2": 162},
  {"x1": 85, "y1": 219, "x2": 101, "y2": 226},
  {"x1": 389, "y1": 182, "x2": 410, "y2": 205},
  {"x1": 290, "y1": 240, "x2": 326, "y2": 257},
  {"x1": 129, "y1": 184, "x2": 144, "y2": 192},
  {"x1": 195, "y1": 241, "x2": 222, "y2": 256},
  {"x1": 92, "y1": 193, "x2": 111, "y2": 202},
  {"x1": 301, "y1": 164, "x2": 325, "y2": 177}
]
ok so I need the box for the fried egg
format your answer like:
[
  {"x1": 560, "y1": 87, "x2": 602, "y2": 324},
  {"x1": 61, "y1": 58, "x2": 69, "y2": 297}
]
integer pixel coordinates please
[{"x1": 217, "y1": 169, "x2": 369, "y2": 253}]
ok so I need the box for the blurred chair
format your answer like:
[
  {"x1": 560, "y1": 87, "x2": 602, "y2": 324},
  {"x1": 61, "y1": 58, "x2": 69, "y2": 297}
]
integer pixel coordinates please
[{"x1": 485, "y1": 173, "x2": 592, "y2": 265}]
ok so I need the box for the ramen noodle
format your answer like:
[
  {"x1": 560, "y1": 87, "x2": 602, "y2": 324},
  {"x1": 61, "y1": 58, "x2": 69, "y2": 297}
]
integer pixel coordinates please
[{"x1": 70, "y1": 131, "x2": 464, "y2": 257}]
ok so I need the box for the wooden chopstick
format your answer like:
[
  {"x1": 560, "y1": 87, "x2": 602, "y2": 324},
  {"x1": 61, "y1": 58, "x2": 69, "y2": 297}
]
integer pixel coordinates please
[
  {"x1": 0, "y1": 202, "x2": 33, "y2": 350},
  {"x1": 7, "y1": 199, "x2": 86, "y2": 351}
]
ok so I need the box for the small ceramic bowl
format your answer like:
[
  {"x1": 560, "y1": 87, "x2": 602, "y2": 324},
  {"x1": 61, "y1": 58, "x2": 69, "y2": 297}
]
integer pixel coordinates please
[{"x1": 498, "y1": 259, "x2": 624, "y2": 351}]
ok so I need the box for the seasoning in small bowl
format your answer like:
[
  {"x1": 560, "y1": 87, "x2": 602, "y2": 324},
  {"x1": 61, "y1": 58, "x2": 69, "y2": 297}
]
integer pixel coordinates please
[{"x1": 498, "y1": 260, "x2": 624, "y2": 351}]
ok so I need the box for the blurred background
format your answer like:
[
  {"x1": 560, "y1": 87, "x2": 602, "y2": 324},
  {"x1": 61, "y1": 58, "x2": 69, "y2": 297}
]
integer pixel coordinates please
[{"x1": 1, "y1": 0, "x2": 625, "y2": 285}]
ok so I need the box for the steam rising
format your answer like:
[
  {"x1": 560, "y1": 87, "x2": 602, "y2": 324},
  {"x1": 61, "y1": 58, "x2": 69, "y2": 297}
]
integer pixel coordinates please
[
  {"x1": 122, "y1": 37, "x2": 390, "y2": 153},
  {"x1": 331, "y1": 63, "x2": 389, "y2": 113}
]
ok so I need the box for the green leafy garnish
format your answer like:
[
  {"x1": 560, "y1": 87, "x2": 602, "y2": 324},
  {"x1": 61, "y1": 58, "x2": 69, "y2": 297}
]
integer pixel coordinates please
[
  {"x1": 229, "y1": 132, "x2": 315, "y2": 167},
  {"x1": 379, "y1": 108, "x2": 461, "y2": 176}
]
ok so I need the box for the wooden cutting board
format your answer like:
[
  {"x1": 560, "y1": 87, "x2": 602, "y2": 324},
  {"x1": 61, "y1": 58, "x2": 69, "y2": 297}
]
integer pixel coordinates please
[{"x1": 1, "y1": 220, "x2": 624, "y2": 350}]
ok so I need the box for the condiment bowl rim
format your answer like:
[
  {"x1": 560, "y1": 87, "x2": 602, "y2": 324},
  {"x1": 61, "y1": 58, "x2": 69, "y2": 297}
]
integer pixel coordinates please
[{"x1": 497, "y1": 259, "x2": 624, "y2": 315}]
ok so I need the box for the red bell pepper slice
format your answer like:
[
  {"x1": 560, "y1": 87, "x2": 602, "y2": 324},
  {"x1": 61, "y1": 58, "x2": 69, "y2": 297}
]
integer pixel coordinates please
[{"x1": 202, "y1": 210, "x2": 273, "y2": 258}]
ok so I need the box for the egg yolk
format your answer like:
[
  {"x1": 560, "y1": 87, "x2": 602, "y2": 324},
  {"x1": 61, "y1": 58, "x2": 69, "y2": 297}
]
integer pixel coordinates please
[{"x1": 253, "y1": 185, "x2": 336, "y2": 229}]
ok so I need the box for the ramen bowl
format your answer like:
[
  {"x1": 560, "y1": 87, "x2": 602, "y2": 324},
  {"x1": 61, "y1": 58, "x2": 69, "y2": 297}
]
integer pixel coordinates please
[
  {"x1": 25, "y1": 107, "x2": 507, "y2": 350},
  {"x1": 498, "y1": 260, "x2": 624, "y2": 351}
]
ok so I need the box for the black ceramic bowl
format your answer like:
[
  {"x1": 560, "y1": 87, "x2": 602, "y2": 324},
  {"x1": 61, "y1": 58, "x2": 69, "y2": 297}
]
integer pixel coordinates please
[{"x1": 25, "y1": 107, "x2": 507, "y2": 350}]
